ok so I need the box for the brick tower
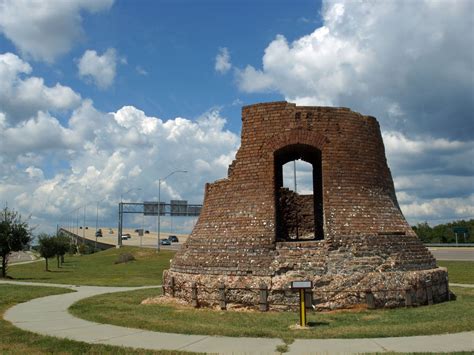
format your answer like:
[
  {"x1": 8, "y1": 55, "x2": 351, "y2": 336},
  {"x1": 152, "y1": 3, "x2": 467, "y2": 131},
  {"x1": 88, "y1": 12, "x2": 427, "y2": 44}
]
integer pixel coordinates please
[{"x1": 164, "y1": 102, "x2": 449, "y2": 310}]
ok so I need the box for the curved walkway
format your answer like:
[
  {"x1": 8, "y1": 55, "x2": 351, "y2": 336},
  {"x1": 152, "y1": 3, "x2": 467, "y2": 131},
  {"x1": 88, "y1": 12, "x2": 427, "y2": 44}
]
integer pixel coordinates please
[{"x1": 2, "y1": 280, "x2": 473, "y2": 354}]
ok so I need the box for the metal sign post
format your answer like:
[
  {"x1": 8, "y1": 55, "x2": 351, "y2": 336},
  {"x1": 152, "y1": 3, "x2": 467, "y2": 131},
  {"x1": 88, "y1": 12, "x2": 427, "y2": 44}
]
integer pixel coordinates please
[
  {"x1": 117, "y1": 202, "x2": 123, "y2": 247},
  {"x1": 290, "y1": 280, "x2": 313, "y2": 327},
  {"x1": 453, "y1": 227, "x2": 469, "y2": 245}
]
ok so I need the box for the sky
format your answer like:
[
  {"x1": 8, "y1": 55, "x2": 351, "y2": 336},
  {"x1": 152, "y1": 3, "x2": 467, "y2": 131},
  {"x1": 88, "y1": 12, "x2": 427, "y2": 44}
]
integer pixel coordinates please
[{"x1": 0, "y1": 0, "x2": 473, "y2": 235}]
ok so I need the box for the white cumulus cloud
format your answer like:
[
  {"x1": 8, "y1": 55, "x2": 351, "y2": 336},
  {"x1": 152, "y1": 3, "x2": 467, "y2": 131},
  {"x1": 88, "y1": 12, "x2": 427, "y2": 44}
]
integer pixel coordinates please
[
  {"x1": 0, "y1": 0, "x2": 114, "y2": 62},
  {"x1": 0, "y1": 52, "x2": 81, "y2": 123},
  {"x1": 78, "y1": 48, "x2": 118, "y2": 89},
  {"x1": 215, "y1": 47, "x2": 232, "y2": 74},
  {"x1": 236, "y1": 0, "x2": 474, "y2": 140},
  {"x1": 0, "y1": 55, "x2": 240, "y2": 233}
]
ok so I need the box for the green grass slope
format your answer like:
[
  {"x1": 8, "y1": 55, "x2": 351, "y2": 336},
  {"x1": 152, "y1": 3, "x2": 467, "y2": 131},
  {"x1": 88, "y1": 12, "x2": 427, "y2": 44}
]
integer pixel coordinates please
[{"x1": 8, "y1": 247, "x2": 175, "y2": 286}]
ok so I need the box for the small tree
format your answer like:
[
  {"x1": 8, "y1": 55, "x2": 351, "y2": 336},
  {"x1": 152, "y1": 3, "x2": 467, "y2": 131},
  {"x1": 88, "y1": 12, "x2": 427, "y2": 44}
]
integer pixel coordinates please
[
  {"x1": 412, "y1": 222, "x2": 432, "y2": 243},
  {"x1": 38, "y1": 234, "x2": 57, "y2": 271},
  {"x1": 55, "y1": 233, "x2": 71, "y2": 267},
  {"x1": 0, "y1": 207, "x2": 31, "y2": 278},
  {"x1": 68, "y1": 242, "x2": 77, "y2": 255}
]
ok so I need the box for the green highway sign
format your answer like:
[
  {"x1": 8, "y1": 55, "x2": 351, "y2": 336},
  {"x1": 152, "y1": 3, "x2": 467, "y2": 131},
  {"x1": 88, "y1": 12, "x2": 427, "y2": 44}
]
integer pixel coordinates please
[{"x1": 452, "y1": 227, "x2": 469, "y2": 234}]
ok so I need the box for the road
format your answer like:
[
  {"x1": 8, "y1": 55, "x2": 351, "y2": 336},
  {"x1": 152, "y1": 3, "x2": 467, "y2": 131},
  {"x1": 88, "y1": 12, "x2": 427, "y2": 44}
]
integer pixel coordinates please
[
  {"x1": 8, "y1": 251, "x2": 38, "y2": 264},
  {"x1": 429, "y1": 247, "x2": 474, "y2": 261},
  {"x1": 62, "y1": 227, "x2": 188, "y2": 250},
  {"x1": 59, "y1": 229, "x2": 474, "y2": 259}
]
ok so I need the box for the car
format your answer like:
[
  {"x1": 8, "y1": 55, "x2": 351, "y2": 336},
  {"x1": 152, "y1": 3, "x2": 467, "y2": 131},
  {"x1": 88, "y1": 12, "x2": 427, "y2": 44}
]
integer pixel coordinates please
[
  {"x1": 160, "y1": 239, "x2": 171, "y2": 245},
  {"x1": 95, "y1": 229, "x2": 102, "y2": 237},
  {"x1": 168, "y1": 235, "x2": 179, "y2": 243},
  {"x1": 121, "y1": 233, "x2": 131, "y2": 240}
]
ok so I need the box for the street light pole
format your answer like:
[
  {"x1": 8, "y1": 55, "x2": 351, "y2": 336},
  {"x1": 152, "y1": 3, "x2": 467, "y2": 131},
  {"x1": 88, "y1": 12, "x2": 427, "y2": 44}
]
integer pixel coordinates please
[
  {"x1": 118, "y1": 187, "x2": 142, "y2": 247},
  {"x1": 95, "y1": 201, "x2": 99, "y2": 250},
  {"x1": 82, "y1": 205, "x2": 86, "y2": 246},
  {"x1": 95, "y1": 197, "x2": 108, "y2": 251},
  {"x1": 293, "y1": 160, "x2": 297, "y2": 192},
  {"x1": 76, "y1": 209, "x2": 79, "y2": 236},
  {"x1": 157, "y1": 170, "x2": 187, "y2": 251},
  {"x1": 157, "y1": 179, "x2": 161, "y2": 251}
]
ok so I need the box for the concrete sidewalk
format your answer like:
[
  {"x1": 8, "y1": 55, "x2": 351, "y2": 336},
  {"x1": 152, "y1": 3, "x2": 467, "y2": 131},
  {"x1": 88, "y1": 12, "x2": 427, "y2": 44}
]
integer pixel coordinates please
[
  {"x1": 2, "y1": 280, "x2": 473, "y2": 354},
  {"x1": 451, "y1": 283, "x2": 474, "y2": 288}
]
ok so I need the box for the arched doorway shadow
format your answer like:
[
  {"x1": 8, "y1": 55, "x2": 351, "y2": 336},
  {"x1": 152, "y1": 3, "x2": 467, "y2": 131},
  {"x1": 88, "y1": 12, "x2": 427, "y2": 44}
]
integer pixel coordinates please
[{"x1": 274, "y1": 144, "x2": 323, "y2": 241}]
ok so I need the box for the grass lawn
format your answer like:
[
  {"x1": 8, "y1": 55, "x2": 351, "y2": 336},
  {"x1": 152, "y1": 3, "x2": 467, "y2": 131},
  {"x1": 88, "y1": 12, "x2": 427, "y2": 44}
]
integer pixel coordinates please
[
  {"x1": 6, "y1": 248, "x2": 472, "y2": 287},
  {"x1": 0, "y1": 284, "x2": 193, "y2": 354},
  {"x1": 438, "y1": 261, "x2": 474, "y2": 284},
  {"x1": 67, "y1": 260, "x2": 474, "y2": 340},
  {"x1": 69, "y1": 286, "x2": 474, "y2": 340},
  {"x1": 7, "y1": 247, "x2": 175, "y2": 286}
]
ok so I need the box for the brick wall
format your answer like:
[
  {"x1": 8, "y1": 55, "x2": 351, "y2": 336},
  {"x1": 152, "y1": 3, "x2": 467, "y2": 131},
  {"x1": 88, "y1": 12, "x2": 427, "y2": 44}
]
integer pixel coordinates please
[{"x1": 277, "y1": 188, "x2": 315, "y2": 240}]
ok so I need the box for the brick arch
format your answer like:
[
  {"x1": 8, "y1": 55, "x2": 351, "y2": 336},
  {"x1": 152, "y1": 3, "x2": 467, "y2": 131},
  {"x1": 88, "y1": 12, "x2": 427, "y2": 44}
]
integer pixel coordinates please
[
  {"x1": 257, "y1": 129, "x2": 329, "y2": 182},
  {"x1": 260, "y1": 129, "x2": 329, "y2": 161},
  {"x1": 257, "y1": 129, "x2": 329, "y2": 241}
]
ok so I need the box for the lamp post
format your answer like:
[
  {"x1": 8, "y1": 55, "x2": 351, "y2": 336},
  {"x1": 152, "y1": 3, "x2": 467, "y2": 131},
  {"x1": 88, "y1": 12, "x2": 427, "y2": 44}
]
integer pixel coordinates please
[
  {"x1": 157, "y1": 170, "x2": 187, "y2": 251},
  {"x1": 82, "y1": 204, "x2": 86, "y2": 246},
  {"x1": 118, "y1": 187, "x2": 142, "y2": 247},
  {"x1": 120, "y1": 187, "x2": 142, "y2": 204},
  {"x1": 75, "y1": 209, "x2": 79, "y2": 236},
  {"x1": 82, "y1": 185, "x2": 89, "y2": 246},
  {"x1": 293, "y1": 160, "x2": 297, "y2": 192},
  {"x1": 95, "y1": 201, "x2": 100, "y2": 245},
  {"x1": 95, "y1": 197, "x2": 107, "y2": 251}
]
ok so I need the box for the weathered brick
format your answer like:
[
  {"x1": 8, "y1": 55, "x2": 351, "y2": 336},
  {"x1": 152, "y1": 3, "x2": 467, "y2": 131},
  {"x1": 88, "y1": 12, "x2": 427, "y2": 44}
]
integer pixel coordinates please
[{"x1": 164, "y1": 102, "x2": 449, "y2": 310}]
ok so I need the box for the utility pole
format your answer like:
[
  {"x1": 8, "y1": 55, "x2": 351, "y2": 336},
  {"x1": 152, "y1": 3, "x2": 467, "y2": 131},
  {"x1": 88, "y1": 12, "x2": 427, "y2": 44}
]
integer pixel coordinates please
[
  {"x1": 82, "y1": 205, "x2": 86, "y2": 246},
  {"x1": 293, "y1": 160, "x2": 297, "y2": 192},
  {"x1": 157, "y1": 170, "x2": 187, "y2": 251}
]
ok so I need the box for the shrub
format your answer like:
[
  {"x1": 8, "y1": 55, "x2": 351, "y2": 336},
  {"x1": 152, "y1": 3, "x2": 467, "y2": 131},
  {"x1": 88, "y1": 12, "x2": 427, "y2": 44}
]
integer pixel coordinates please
[
  {"x1": 115, "y1": 253, "x2": 136, "y2": 264},
  {"x1": 68, "y1": 243, "x2": 78, "y2": 255}
]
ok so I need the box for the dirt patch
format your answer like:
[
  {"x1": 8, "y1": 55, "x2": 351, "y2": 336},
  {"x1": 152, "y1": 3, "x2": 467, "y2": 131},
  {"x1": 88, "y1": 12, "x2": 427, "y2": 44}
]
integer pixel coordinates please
[
  {"x1": 134, "y1": 250, "x2": 154, "y2": 258},
  {"x1": 318, "y1": 303, "x2": 368, "y2": 314},
  {"x1": 223, "y1": 303, "x2": 260, "y2": 312},
  {"x1": 141, "y1": 295, "x2": 190, "y2": 308},
  {"x1": 289, "y1": 324, "x2": 310, "y2": 330},
  {"x1": 361, "y1": 314, "x2": 381, "y2": 320},
  {"x1": 142, "y1": 296, "x2": 268, "y2": 313},
  {"x1": 115, "y1": 253, "x2": 135, "y2": 264}
]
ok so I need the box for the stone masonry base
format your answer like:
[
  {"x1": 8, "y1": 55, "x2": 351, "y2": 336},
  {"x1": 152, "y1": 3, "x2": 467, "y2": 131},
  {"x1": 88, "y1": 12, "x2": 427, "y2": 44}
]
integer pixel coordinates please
[{"x1": 163, "y1": 267, "x2": 450, "y2": 311}]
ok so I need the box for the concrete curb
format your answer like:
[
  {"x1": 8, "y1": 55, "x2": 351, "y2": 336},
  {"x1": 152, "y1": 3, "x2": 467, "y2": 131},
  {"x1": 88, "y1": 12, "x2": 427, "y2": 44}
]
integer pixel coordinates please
[
  {"x1": 1, "y1": 280, "x2": 473, "y2": 354},
  {"x1": 451, "y1": 283, "x2": 474, "y2": 288},
  {"x1": 8, "y1": 258, "x2": 44, "y2": 266}
]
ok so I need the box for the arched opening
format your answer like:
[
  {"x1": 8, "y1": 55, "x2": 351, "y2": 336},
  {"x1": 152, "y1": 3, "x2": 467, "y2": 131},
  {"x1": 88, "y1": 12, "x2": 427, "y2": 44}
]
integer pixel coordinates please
[{"x1": 274, "y1": 144, "x2": 323, "y2": 241}]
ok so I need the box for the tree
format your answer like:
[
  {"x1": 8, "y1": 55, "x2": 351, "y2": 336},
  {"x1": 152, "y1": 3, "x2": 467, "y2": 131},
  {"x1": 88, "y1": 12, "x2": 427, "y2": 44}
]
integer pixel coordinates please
[
  {"x1": 412, "y1": 219, "x2": 473, "y2": 243},
  {"x1": 412, "y1": 222, "x2": 432, "y2": 243},
  {"x1": 55, "y1": 233, "x2": 71, "y2": 268},
  {"x1": 0, "y1": 207, "x2": 31, "y2": 278},
  {"x1": 38, "y1": 234, "x2": 57, "y2": 271}
]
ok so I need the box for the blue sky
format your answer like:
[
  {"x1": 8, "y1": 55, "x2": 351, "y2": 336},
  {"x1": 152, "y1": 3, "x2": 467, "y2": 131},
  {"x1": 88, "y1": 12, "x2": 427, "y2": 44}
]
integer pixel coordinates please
[
  {"x1": 0, "y1": 0, "x2": 473, "y2": 234},
  {"x1": 3, "y1": 0, "x2": 319, "y2": 132}
]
